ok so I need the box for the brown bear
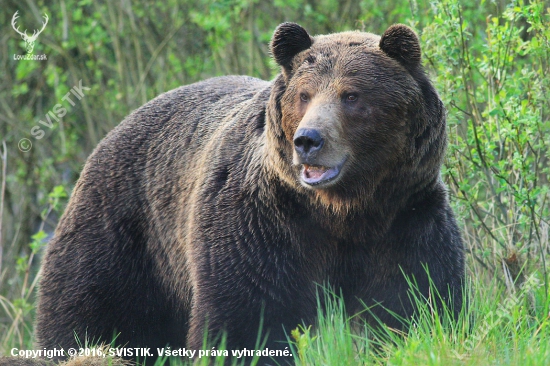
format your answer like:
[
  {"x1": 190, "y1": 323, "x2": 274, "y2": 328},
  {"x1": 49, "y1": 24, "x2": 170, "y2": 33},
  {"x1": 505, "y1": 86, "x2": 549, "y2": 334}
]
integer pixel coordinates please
[{"x1": 34, "y1": 23, "x2": 464, "y2": 365}]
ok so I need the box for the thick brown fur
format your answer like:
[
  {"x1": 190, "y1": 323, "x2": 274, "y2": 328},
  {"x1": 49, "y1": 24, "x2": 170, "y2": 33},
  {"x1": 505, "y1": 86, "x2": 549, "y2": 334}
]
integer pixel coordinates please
[{"x1": 35, "y1": 23, "x2": 464, "y2": 365}]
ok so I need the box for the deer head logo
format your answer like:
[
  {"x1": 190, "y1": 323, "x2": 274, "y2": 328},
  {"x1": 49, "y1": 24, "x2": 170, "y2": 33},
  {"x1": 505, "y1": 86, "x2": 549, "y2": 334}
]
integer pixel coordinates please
[{"x1": 11, "y1": 11, "x2": 48, "y2": 54}]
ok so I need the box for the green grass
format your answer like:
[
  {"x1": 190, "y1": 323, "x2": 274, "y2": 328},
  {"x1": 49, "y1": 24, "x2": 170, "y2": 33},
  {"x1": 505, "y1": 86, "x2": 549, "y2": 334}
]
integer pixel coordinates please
[
  {"x1": 143, "y1": 274, "x2": 548, "y2": 365},
  {"x1": 280, "y1": 273, "x2": 546, "y2": 366},
  {"x1": 6, "y1": 273, "x2": 547, "y2": 366}
]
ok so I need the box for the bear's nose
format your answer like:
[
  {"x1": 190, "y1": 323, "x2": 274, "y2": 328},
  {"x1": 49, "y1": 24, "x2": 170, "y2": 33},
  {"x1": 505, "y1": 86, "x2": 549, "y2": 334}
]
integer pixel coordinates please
[{"x1": 293, "y1": 128, "x2": 324, "y2": 158}]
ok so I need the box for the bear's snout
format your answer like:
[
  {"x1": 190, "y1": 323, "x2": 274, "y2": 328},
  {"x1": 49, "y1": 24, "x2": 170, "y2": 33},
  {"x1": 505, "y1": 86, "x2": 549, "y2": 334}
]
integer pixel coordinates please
[{"x1": 293, "y1": 128, "x2": 324, "y2": 160}]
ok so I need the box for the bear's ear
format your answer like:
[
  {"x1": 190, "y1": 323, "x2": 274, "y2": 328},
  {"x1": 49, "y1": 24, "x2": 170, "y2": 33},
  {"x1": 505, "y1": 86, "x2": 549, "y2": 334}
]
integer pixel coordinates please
[
  {"x1": 271, "y1": 22, "x2": 313, "y2": 74},
  {"x1": 379, "y1": 24, "x2": 422, "y2": 67}
]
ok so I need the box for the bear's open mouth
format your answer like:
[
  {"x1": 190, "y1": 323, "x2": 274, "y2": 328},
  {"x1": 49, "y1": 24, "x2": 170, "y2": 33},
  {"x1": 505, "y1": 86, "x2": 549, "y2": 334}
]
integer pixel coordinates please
[{"x1": 301, "y1": 157, "x2": 347, "y2": 186}]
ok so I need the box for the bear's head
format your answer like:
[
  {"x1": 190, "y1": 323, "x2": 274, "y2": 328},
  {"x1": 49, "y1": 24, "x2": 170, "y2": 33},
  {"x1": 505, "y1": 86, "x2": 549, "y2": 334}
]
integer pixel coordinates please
[{"x1": 268, "y1": 23, "x2": 445, "y2": 211}]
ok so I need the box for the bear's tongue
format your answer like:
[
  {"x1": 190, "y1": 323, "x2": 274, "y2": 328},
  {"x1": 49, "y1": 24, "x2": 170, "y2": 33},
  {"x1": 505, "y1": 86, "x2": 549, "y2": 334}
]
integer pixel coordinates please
[
  {"x1": 303, "y1": 164, "x2": 329, "y2": 180},
  {"x1": 301, "y1": 161, "x2": 344, "y2": 185},
  {"x1": 301, "y1": 163, "x2": 342, "y2": 185}
]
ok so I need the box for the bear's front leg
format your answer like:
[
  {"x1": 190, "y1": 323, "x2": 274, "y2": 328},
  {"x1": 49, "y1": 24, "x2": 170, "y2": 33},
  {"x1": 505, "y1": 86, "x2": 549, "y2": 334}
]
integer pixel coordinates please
[{"x1": 187, "y1": 268, "x2": 315, "y2": 366}]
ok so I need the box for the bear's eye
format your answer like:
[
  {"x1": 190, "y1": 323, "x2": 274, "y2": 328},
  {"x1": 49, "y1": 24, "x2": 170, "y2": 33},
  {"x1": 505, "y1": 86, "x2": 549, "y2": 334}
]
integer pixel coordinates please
[
  {"x1": 300, "y1": 93, "x2": 309, "y2": 103},
  {"x1": 345, "y1": 93, "x2": 358, "y2": 103}
]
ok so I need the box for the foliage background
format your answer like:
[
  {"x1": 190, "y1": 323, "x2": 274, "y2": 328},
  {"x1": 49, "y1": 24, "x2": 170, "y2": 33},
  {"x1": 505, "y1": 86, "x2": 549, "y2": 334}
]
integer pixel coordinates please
[{"x1": 0, "y1": 0, "x2": 548, "y2": 361}]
